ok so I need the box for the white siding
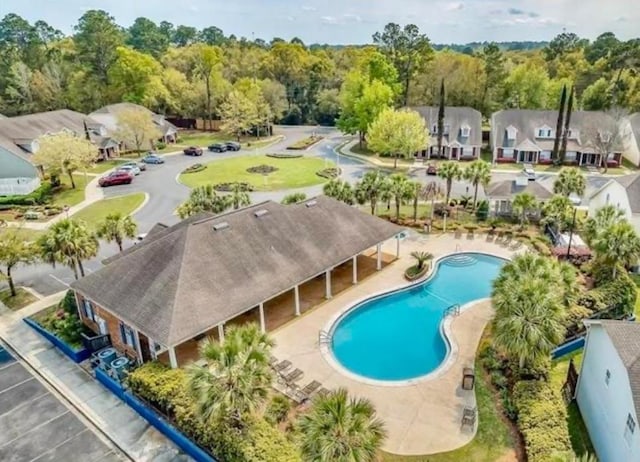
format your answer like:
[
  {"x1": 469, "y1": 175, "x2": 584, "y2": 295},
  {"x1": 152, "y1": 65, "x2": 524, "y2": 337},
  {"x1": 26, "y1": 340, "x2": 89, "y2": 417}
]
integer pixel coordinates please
[
  {"x1": 0, "y1": 177, "x2": 41, "y2": 196},
  {"x1": 577, "y1": 325, "x2": 640, "y2": 462},
  {"x1": 588, "y1": 181, "x2": 632, "y2": 221},
  {"x1": 621, "y1": 118, "x2": 640, "y2": 167}
]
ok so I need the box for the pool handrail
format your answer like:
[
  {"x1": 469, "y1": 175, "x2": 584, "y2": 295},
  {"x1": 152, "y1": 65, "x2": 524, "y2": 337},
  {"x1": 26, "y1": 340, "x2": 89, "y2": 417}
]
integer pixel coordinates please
[{"x1": 443, "y1": 304, "x2": 461, "y2": 317}]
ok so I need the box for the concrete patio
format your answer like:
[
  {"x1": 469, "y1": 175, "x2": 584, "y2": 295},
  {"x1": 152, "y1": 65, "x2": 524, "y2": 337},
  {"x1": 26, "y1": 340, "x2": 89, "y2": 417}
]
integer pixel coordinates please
[{"x1": 271, "y1": 232, "x2": 524, "y2": 456}]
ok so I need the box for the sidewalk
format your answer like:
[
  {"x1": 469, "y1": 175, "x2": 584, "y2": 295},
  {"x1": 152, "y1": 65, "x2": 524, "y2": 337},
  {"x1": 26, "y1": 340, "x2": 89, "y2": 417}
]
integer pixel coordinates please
[{"x1": 0, "y1": 296, "x2": 191, "y2": 462}]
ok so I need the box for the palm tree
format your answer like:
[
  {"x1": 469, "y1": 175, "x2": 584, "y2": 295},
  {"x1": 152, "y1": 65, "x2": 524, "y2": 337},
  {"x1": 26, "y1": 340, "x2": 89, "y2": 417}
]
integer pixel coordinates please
[
  {"x1": 0, "y1": 229, "x2": 37, "y2": 296},
  {"x1": 437, "y1": 161, "x2": 462, "y2": 205},
  {"x1": 583, "y1": 204, "x2": 625, "y2": 246},
  {"x1": 410, "y1": 251, "x2": 433, "y2": 271},
  {"x1": 96, "y1": 213, "x2": 137, "y2": 252},
  {"x1": 177, "y1": 184, "x2": 231, "y2": 219},
  {"x1": 553, "y1": 168, "x2": 586, "y2": 197},
  {"x1": 38, "y1": 219, "x2": 98, "y2": 279},
  {"x1": 541, "y1": 195, "x2": 573, "y2": 232},
  {"x1": 511, "y1": 192, "x2": 538, "y2": 227},
  {"x1": 388, "y1": 174, "x2": 414, "y2": 220},
  {"x1": 227, "y1": 182, "x2": 251, "y2": 210},
  {"x1": 421, "y1": 181, "x2": 442, "y2": 220},
  {"x1": 410, "y1": 181, "x2": 422, "y2": 222},
  {"x1": 324, "y1": 179, "x2": 355, "y2": 205},
  {"x1": 187, "y1": 323, "x2": 274, "y2": 427},
  {"x1": 355, "y1": 170, "x2": 388, "y2": 215},
  {"x1": 463, "y1": 160, "x2": 491, "y2": 209},
  {"x1": 492, "y1": 254, "x2": 575, "y2": 371},
  {"x1": 297, "y1": 388, "x2": 387, "y2": 462},
  {"x1": 593, "y1": 221, "x2": 640, "y2": 278}
]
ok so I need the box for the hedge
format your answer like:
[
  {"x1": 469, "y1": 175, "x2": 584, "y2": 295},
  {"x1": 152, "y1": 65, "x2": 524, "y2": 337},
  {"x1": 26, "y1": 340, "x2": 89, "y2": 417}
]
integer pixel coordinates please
[
  {"x1": 126, "y1": 362, "x2": 302, "y2": 462},
  {"x1": 0, "y1": 182, "x2": 52, "y2": 205},
  {"x1": 182, "y1": 164, "x2": 206, "y2": 174},
  {"x1": 265, "y1": 153, "x2": 302, "y2": 159},
  {"x1": 286, "y1": 136, "x2": 323, "y2": 150},
  {"x1": 513, "y1": 380, "x2": 572, "y2": 462}
]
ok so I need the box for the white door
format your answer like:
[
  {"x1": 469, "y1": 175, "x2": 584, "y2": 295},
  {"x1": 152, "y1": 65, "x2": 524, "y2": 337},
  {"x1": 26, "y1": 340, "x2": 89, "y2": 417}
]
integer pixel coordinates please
[{"x1": 96, "y1": 316, "x2": 108, "y2": 335}]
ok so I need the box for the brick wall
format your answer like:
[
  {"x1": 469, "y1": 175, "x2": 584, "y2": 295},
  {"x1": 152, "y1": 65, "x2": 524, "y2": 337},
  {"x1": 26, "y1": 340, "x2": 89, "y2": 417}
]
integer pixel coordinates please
[{"x1": 75, "y1": 291, "x2": 140, "y2": 361}]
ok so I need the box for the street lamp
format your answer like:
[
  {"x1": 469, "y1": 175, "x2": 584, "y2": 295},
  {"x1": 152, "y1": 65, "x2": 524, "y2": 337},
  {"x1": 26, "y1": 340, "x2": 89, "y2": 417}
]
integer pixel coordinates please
[{"x1": 565, "y1": 195, "x2": 582, "y2": 259}]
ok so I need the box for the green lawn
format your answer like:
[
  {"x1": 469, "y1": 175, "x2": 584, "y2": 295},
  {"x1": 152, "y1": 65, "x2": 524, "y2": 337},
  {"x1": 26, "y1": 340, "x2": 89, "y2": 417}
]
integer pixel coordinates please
[
  {"x1": 492, "y1": 162, "x2": 629, "y2": 175},
  {"x1": 71, "y1": 193, "x2": 146, "y2": 230},
  {"x1": 178, "y1": 155, "x2": 331, "y2": 191},
  {"x1": 382, "y1": 367, "x2": 515, "y2": 462},
  {"x1": 50, "y1": 174, "x2": 89, "y2": 207},
  {"x1": 0, "y1": 287, "x2": 37, "y2": 310},
  {"x1": 86, "y1": 159, "x2": 126, "y2": 174},
  {"x1": 0, "y1": 227, "x2": 44, "y2": 241}
]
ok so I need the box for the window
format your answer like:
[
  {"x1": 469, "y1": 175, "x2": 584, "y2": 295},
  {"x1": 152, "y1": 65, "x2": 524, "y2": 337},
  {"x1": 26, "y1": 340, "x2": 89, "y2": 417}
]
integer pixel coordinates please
[
  {"x1": 461, "y1": 125, "x2": 470, "y2": 137},
  {"x1": 606, "y1": 193, "x2": 610, "y2": 204},
  {"x1": 119, "y1": 322, "x2": 137, "y2": 349},
  {"x1": 82, "y1": 299, "x2": 96, "y2": 322},
  {"x1": 605, "y1": 369, "x2": 611, "y2": 386},
  {"x1": 506, "y1": 126, "x2": 517, "y2": 140},
  {"x1": 443, "y1": 124, "x2": 450, "y2": 135},
  {"x1": 625, "y1": 413, "x2": 636, "y2": 446},
  {"x1": 431, "y1": 124, "x2": 438, "y2": 134}
]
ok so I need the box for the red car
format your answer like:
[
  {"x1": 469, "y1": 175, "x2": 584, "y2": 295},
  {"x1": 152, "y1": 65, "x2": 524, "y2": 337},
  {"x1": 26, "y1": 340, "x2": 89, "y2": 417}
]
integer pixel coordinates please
[
  {"x1": 99, "y1": 171, "x2": 133, "y2": 187},
  {"x1": 183, "y1": 146, "x2": 203, "y2": 156},
  {"x1": 426, "y1": 164, "x2": 438, "y2": 175}
]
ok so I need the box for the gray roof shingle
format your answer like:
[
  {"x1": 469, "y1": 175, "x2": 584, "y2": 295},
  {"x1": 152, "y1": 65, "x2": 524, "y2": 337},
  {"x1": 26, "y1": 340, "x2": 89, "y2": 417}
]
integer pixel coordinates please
[
  {"x1": 486, "y1": 179, "x2": 553, "y2": 200},
  {"x1": 72, "y1": 197, "x2": 403, "y2": 346},
  {"x1": 600, "y1": 320, "x2": 640, "y2": 420},
  {"x1": 409, "y1": 106, "x2": 482, "y2": 147}
]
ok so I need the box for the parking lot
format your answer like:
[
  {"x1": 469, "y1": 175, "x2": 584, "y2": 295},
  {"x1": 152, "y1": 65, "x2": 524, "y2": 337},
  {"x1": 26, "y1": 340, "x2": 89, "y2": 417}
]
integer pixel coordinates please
[{"x1": 0, "y1": 343, "x2": 124, "y2": 462}]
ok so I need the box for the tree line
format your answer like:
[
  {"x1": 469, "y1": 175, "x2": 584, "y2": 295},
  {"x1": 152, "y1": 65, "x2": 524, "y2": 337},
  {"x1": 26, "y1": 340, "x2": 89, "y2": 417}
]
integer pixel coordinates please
[{"x1": 1, "y1": 11, "x2": 639, "y2": 127}]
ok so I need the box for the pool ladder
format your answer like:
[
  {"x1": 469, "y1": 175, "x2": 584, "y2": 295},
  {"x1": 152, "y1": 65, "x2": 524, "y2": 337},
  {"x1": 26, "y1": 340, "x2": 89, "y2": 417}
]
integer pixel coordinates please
[
  {"x1": 444, "y1": 304, "x2": 461, "y2": 318},
  {"x1": 318, "y1": 330, "x2": 331, "y2": 345}
]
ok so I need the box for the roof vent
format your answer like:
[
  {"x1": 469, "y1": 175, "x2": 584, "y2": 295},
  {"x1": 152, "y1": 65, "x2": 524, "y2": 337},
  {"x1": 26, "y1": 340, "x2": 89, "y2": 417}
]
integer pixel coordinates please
[
  {"x1": 212, "y1": 222, "x2": 229, "y2": 231},
  {"x1": 305, "y1": 200, "x2": 317, "y2": 208},
  {"x1": 254, "y1": 209, "x2": 269, "y2": 218}
]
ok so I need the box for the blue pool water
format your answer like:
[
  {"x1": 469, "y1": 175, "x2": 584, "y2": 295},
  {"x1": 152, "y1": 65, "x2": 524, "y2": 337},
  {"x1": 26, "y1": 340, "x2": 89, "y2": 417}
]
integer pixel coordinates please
[{"x1": 330, "y1": 253, "x2": 505, "y2": 381}]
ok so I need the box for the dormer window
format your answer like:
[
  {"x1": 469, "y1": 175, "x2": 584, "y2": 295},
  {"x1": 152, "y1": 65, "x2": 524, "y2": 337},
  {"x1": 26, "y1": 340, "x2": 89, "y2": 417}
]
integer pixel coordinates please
[
  {"x1": 443, "y1": 124, "x2": 450, "y2": 135},
  {"x1": 599, "y1": 131, "x2": 611, "y2": 143},
  {"x1": 536, "y1": 126, "x2": 553, "y2": 138},
  {"x1": 506, "y1": 125, "x2": 517, "y2": 140},
  {"x1": 460, "y1": 124, "x2": 470, "y2": 137}
]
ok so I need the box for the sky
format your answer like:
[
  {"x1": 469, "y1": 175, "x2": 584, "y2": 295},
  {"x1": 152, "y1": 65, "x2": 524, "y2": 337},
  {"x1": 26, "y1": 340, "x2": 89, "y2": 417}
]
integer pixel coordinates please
[{"x1": 1, "y1": 0, "x2": 638, "y2": 45}]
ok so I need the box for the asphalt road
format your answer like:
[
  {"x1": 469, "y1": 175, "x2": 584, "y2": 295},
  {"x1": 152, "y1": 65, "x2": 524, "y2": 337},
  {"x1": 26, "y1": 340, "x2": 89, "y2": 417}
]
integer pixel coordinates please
[{"x1": 8, "y1": 125, "x2": 511, "y2": 296}]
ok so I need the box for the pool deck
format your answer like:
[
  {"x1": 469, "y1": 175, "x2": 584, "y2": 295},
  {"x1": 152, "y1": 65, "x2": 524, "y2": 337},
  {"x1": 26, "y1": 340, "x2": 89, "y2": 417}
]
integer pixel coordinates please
[{"x1": 271, "y1": 232, "x2": 525, "y2": 456}]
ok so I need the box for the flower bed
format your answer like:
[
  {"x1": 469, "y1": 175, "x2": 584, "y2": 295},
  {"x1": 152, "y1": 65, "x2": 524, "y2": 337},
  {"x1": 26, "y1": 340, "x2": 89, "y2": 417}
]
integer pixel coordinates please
[
  {"x1": 286, "y1": 136, "x2": 323, "y2": 150},
  {"x1": 182, "y1": 163, "x2": 206, "y2": 174},
  {"x1": 265, "y1": 153, "x2": 303, "y2": 159},
  {"x1": 404, "y1": 264, "x2": 429, "y2": 281},
  {"x1": 246, "y1": 164, "x2": 279, "y2": 174},
  {"x1": 213, "y1": 182, "x2": 255, "y2": 192},
  {"x1": 315, "y1": 167, "x2": 341, "y2": 179}
]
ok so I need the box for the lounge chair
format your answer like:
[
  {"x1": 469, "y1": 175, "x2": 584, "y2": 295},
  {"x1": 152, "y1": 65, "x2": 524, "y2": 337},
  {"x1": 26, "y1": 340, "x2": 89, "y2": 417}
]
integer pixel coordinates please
[
  {"x1": 461, "y1": 406, "x2": 476, "y2": 428},
  {"x1": 301, "y1": 380, "x2": 322, "y2": 395},
  {"x1": 273, "y1": 360, "x2": 292, "y2": 372},
  {"x1": 510, "y1": 240, "x2": 523, "y2": 251},
  {"x1": 316, "y1": 387, "x2": 330, "y2": 398},
  {"x1": 485, "y1": 230, "x2": 495, "y2": 242},
  {"x1": 268, "y1": 355, "x2": 278, "y2": 366},
  {"x1": 283, "y1": 368, "x2": 304, "y2": 382}
]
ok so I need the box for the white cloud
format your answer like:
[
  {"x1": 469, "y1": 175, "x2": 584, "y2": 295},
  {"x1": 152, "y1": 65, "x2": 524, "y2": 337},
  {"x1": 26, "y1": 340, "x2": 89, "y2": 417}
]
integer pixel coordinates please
[
  {"x1": 321, "y1": 15, "x2": 339, "y2": 24},
  {"x1": 343, "y1": 13, "x2": 362, "y2": 22},
  {"x1": 302, "y1": 5, "x2": 316, "y2": 11},
  {"x1": 444, "y1": 2, "x2": 464, "y2": 11}
]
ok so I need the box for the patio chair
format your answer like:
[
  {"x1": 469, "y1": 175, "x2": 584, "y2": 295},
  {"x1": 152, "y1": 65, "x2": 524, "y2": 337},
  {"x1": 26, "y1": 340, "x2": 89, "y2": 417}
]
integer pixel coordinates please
[
  {"x1": 268, "y1": 355, "x2": 278, "y2": 367},
  {"x1": 273, "y1": 359, "x2": 292, "y2": 372},
  {"x1": 316, "y1": 387, "x2": 330, "y2": 398},
  {"x1": 461, "y1": 406, "x2": 477, "y2": 428},
  {"x1": 485, "y1": 229, "x2": 495, "y2": 242},
  {"x1": 495, "y1": 231, "x2": 504, "y2": 244},
  {"x1": 510, "y1": 240, "x2": 523, "y2": 251},
  {"x1": 283, "y1": 368, "x2": 304, "y2": 383},
  {"x1": 454, "y1": 229, "x2": 463, "y2": 239},
  {"x1": 301, "y1": 380, "x2": 322, "y2": 396},
  {"x1": 501, "y1": 235, "x2": 512, "y2": 247}
]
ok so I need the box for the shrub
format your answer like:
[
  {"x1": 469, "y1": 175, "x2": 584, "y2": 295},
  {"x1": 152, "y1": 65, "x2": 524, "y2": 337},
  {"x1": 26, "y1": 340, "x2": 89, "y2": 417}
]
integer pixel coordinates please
[
  {"x1": 246, "y1": 164, "x2": 279, "y2": 174},
  {"x1": 475, "y1": 200, "x2": 489, "y2": 221},
  {"x1": 513, "y1": 380, "x2": 571, "y2": 462},
  {"x1": 156, "y1": 141, "x2": 167, "y2": 150},
  {"x1": 316, "y1": 167, "x2": 341, "y2": 179},
  {"x1": 265, "y1": 153, "x2": 302, "y2": 159},
  {"x1": 182, "y1": 163, "x2": 206, "y2": 174},
  {"x1": 32, "y1": 291, "x2": 86, "y2": 349},
  {"x1": 265, "y1": 395, "x2": 292, "y2": 425},
  {"x1": 213, "y1": 182, "x2": 254, "y2": 192},
  {"x1": 0, "y1": 182, "x2": 53, "y2": 206},
  {"x1": 286, "y1": 136, "x2": 323, "y2": 150},
  {"x1": 281, "y1": 193, "x2": 307, "y2": 205}
]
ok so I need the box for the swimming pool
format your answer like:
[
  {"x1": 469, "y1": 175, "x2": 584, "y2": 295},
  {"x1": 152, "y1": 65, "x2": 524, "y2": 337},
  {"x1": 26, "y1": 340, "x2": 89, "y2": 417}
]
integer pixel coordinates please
[{"x1": 329, "y1": 253, "x2": 505, "y2": 382}]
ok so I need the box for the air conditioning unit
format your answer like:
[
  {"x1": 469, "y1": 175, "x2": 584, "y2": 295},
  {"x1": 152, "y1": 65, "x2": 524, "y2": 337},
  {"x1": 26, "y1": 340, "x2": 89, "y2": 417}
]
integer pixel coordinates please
[
  {"x1": 110, "y1": 357, "x2": 130, "y2": 381},
  {"x1": 97, "y1": 347, "x2": 117, "y2": 370}
]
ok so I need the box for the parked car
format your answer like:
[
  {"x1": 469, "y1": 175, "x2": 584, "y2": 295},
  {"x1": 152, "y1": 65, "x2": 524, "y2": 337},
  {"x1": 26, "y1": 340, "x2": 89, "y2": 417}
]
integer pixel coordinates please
[
  {"x1": 142, "y1": 153, "x2": 164, "y2": 164},
  {"x1": 117, "y1": 165, "x2": 140, "y2": 176},
  {"x1": 184, "y1": 146, "x2": 203, "y2": 156},
  {"x1": 99, "y1": 171, "x2": 132, "y2": 187},
  {"x1": 122, "y1": 161, "x2": 146, "y2": 172},
  {"x1": 225, "y1": 141, "x2": 241, "y2": 151},
  {"x1": 208, "y1": 143, "x2": 227, "y2": 152},
  {"x1": 522, "y1": 163, "x2": 536, "y2": 180},
  {"x1": 426, "y1": 164, "x2": 438, "y2": 175}
]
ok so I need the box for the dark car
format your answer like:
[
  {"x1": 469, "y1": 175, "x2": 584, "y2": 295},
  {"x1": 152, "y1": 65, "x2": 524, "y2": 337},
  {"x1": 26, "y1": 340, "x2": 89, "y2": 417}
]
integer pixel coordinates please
[
  {"x1": 426, "y1": 164, "x2": 438, "y2": 175},
  {"x1": 99, "y1": 171, "x2": 132, "y2": 187},
  {"x1": 184, "y1": 146, "x2": 203, "y2": 156},
  {"x1": 208, "y1": 143, "x2": 227, "y2": 152},
  {"x1": 142, "y1": 153, "x2": 165, "y2": 164},
  {"x1": 225, "y1": 141, "x2": 241, "y2": 151}
]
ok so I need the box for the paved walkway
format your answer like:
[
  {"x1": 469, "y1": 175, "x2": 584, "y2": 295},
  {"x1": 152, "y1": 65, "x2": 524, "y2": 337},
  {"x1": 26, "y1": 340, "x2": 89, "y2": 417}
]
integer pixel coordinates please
[
  {"x1": 0, "y1": 295, "x2": 191, "y2": 462},
  {"x1": 272, "y1": 233, "x2": 524, "y2": 456}
]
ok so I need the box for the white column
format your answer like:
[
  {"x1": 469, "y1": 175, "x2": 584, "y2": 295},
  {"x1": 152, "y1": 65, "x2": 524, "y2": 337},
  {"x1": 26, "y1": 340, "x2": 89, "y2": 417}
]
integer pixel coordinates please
[
  {"x1": 376, "y1": 244, "x2": 382, "y2": 270},
  {"x1": 217, "y1": 323, "x2": 225, "y2": 343},
  {"x1": 168, "y1": 346, "x2": 178, "y2": 369},
  {"x1": 294, "y1": 285, "x2": 301, "y2": 316},
  {"x1": 133, "y1": 330, "x2": 144, "y2": 364},
  {"x1": 325, "y1": 270, "x2": 332, "y2": 299},
  {"x1": 352, "y1": 255, "x2": 358, "y2": 284},
  {"x1": 259, "y1": 303, "x2": 266, "y2": 333},
  {"x1": 396, "y1": 236, "x2": 401, "y2": 258}
]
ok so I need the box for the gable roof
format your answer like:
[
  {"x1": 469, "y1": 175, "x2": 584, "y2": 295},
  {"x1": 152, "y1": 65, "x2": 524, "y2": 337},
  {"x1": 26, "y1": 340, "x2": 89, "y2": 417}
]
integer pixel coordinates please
[
  {"x1": 486, "y1": 178, "x2": 553, "y2": 200},
  {"x1": 408, "y1": 106, "x2": 482, "y2": 146},
  {"x1": 492, "y1": 109, "x2": 623, "y2": 152},
  {"x1": 72, "y1": 196, "x2": 403, "y2": 346},
  {"x1": 89, "y1": 103, "x2": 177, "y2": 136},
  {"x1": 613, "y1": 173, "x2": 640, "y2": 214},
  {"x1": 629, "y1": 113, "x2": 640, "y2": 145},
  {"x1": 599, "y1": 320, "x2": 640, "y2": 420}
]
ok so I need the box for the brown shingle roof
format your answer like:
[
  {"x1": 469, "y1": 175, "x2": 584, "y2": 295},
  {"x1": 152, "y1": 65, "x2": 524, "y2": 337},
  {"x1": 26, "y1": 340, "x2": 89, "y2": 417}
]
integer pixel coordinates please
[
  {"x1": 409, "y1": 106, "x2": 482, "y2": 147},
  {"x1": 72, "y1": 197, "x2": 403, "y2": 346},
  {"x1": 600, "y1": 320, "x2": 640, "y2": 420}
]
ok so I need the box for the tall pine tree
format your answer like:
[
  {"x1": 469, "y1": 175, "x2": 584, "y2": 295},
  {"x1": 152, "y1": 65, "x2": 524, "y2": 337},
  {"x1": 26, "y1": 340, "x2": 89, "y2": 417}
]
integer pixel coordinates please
[
  {"x1": 559, "y1": 86, "x2": 574, "y2": 164},
  {"x1": 437, "y1": 79, "x2": 445, "y2": 157},
  {"x1": 552, "y1": 85, "x2": 566, "y2": 162}
]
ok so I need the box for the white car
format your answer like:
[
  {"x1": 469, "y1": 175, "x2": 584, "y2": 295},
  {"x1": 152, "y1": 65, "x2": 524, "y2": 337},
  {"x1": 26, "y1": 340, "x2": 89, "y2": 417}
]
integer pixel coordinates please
[
  {"x1": 117, "y1": 165, "x2": 140, "y2": 176},
  {"x1": 522, "y1": 163, "x2": 536, "y2": 180}
]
